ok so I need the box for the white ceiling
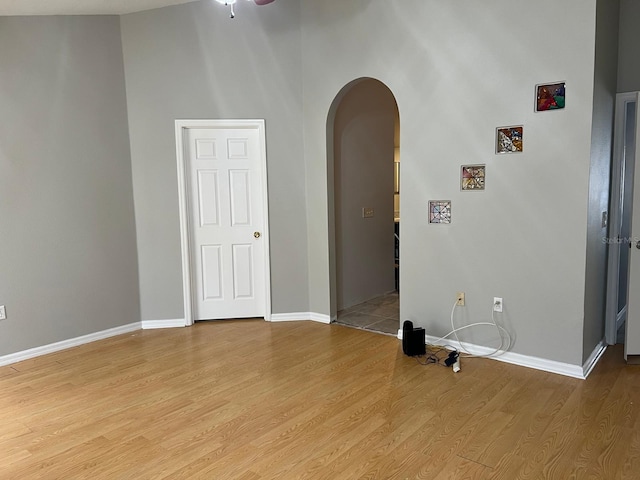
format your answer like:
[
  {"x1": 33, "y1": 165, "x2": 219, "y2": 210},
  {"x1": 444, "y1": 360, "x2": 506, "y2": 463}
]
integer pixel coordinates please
[{"x1": 0, "y1": 0, "x2": 203, "y2": 15}]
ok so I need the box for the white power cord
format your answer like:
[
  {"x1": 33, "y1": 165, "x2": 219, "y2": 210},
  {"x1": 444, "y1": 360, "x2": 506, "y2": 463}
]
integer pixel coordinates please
[{"x1": 429, "y1": 299, "x2": 512, "y2": 359}]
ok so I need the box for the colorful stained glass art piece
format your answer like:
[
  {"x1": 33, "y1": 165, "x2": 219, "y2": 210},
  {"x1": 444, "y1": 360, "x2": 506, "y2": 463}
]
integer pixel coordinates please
[
  {"x1": 461, "y1": 165, "x2": 485, "y2": 191},
  {"x1": 429, "y1": 200, "x2": 451, "y2": 224},
  {"x1": 496, "y1": 125, "x2": 523, "y2": 154},
  {"x1": 536, "y1": 82, "x2": 565, "y2": 112}
]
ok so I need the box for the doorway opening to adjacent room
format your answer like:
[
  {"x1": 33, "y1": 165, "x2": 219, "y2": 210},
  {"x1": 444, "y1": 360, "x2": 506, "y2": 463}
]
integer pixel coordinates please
[
  {"x1": 326, "y1": 78, "x2": 400, "y2": 336},
  {"x1": 606, "y1": 91, "x2": 640, "y2": 360}
]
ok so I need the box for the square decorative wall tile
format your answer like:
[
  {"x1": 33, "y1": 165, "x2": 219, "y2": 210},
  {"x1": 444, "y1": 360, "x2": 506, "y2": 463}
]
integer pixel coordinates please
[
  {"x1": 429, "y1": 200, "x2": 451, "y2": 224},
  {"x1": 496, "y1": 125, "x2": 523, "y2": 154},
  {"x1": 536, "y1": 82, "x2": 565, "y2": 111},
  {"x1": 461, "y1": 164, "x2": 485, "y2": 191}
]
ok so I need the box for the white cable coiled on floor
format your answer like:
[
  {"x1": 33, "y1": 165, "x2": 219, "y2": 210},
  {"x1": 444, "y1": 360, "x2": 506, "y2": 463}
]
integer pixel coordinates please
[{"x1": 429, "y1": 300, "x2": 512, "y2": 358}]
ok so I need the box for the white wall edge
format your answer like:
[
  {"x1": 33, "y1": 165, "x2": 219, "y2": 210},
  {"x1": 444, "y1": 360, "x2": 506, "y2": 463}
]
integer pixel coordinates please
[
  {"x1": 141, "y1": 319, "x2": 187, "y2": 329},
  {"x1": 270, "y1": 312, "x2": 331, "y2": 324},
  {"x1": 0, "y1": 322, "x2": 141, "y2": 367},
  {"x1": 397, "y1": 328, "x2": 596, "y2": 379}
]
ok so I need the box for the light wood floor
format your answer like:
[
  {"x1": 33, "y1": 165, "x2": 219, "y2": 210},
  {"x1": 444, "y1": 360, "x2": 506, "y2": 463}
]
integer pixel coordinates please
[{"x1": 1, "y1": 320, "x2": 639, "y2": 479}]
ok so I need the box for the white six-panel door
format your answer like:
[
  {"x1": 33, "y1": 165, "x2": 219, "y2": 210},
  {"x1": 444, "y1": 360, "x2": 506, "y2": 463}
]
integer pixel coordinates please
[{"x1": 176, "y1": 120, "x2": 270, "y2": 323}]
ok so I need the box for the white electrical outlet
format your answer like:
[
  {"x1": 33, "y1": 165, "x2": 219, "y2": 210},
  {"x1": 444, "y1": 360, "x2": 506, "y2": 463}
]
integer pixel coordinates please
[
  {"x1": 493, "y1": 297, "x2": 503, "y2": 312},
  {"x1": 0, "y1": 305, "x2": 6, "y2": 320},
  {"x1": 362, "y1": 207, "x2": 374, "y2": 218},
  {"x1": 456, "y1": 292, "x2": 465, "y2": 306}
]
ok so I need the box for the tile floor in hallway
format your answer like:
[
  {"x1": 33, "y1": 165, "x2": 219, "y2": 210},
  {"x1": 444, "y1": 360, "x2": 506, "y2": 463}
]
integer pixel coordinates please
[{"x1": 335, "y1": 292, "x2": 399, "y2": 336}]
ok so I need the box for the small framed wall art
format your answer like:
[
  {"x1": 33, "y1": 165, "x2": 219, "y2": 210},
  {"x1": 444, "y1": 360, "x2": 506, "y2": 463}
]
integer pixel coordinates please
[
  {"x1": 536, "y1": 82, "x2": 565, "y2": 112},
  {"x1": 461, "y1": 164, "x2": 485, "y2": 191},
  {"x1": 496, "y1": 125, "x2": 523, "y2": 154},
  {"x1": 429, "y1": 200, "x2": 451, "y2": 224}
]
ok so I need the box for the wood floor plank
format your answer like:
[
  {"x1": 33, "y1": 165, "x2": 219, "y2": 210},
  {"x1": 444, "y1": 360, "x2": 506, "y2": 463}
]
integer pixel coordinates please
[
  {"x1": 431, "y1": 455, "x2": 490, "y2": 480},
  {"x1": 0, "y1": 321, "x2": 639, "y2": 479}
]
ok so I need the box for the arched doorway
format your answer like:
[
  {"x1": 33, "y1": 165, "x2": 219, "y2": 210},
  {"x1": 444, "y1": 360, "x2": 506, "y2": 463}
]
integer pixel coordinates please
[{"x1": 326, "y1": 78, "x2": 400, "y2": 335}]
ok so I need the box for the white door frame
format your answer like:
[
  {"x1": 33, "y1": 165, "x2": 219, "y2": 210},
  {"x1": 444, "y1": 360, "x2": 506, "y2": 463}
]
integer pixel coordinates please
[
  {"x1": 605, "y1": 92, "x2": 638, "y2": 344},
  {"x1": 175, "y1": 119, "x2": 271, "y2": 326}
]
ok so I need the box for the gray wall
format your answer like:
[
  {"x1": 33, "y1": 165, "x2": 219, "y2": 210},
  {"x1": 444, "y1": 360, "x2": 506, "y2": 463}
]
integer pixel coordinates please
[
  {"x1": 618, "y1": 0, "x2": 640, "y2": 92},
  {"x1": 0, "y1": 16, "x2": 139, "y2": 355},
  {"x1": 583, "y1": 0, "x2": 620, "y2": 363},
  {"x1": 334, "y1": 79, "x2": 396, "y2": 310},
  {"x1": 120, "y1": 0, "x2": 307, "y2": 320},
  {"x1": 302, "y1": 0, "x2": 601, "y2": 365},
  {"x1": 0, "y1": 0, "x2": 623, "y2": 369}
]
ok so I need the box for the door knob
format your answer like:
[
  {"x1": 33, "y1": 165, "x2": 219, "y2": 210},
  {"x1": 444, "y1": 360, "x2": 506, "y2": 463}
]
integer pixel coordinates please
[
  {"x1": 636, "y1": 240, "x2": 640, "y2": 250},
  {"x1": 254, "y1": 231, "x2": 261, "y2": 239}
]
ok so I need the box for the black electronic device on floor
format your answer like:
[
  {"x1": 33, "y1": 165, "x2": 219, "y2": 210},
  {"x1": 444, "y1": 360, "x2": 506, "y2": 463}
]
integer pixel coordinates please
[{"x1": 402, "y1": 320, "x2": 426, "y2": 356}]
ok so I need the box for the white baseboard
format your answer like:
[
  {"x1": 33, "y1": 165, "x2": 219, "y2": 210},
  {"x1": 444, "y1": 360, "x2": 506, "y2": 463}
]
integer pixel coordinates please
[
  {"x1": 141, "y1": 319, "x2": 186, "y2": 329},
  {"x1": 397, "y1": 328, "x2": 606, "y2": 380},
  {"x1": 0, "y1": 322, "x2": 141, "y2": 367},
  {"x1": 310, "y1": 312, "x2": 331, "y2": 324},
  {"x1": 269, "y1": 313, "x2": 307, "y2": 322},
  {"x1": 3, "y1": 317, "x2": 605, "y2": 380},
  {"x1": 582, "y1": 339, "x2": 607, "y2": 378},
  {"x1": 270, "y1": 312, "x2": 331, "y2": 324}
]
